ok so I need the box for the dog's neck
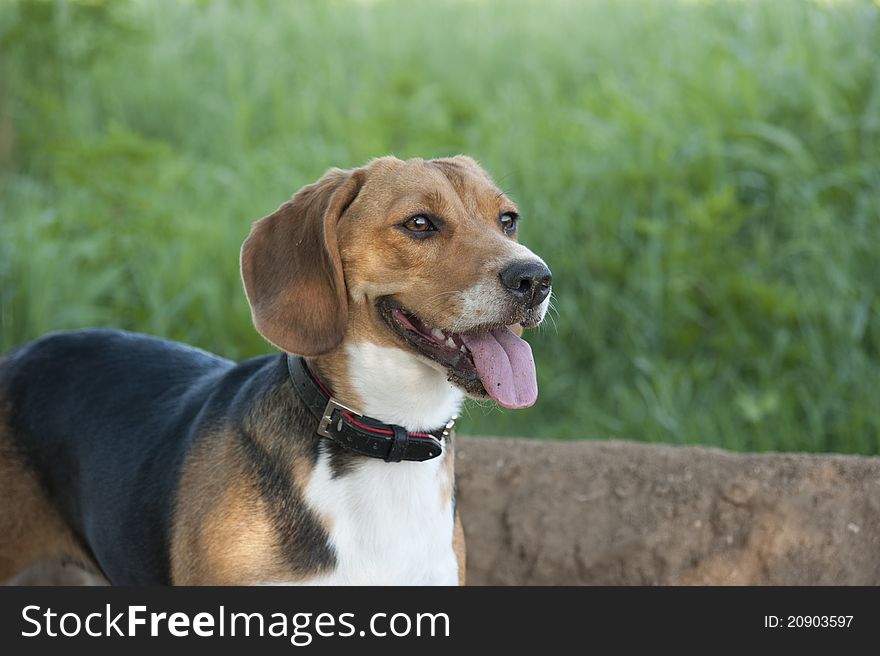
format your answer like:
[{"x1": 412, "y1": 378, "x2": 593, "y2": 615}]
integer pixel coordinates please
[{"x1": 307, "y1": 341, "x2": 464, "y2": 433}]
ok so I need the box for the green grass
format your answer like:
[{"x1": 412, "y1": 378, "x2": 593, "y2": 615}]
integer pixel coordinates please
[{"x1": 1, "y1": 0, "x2": 879, "y2": 453}]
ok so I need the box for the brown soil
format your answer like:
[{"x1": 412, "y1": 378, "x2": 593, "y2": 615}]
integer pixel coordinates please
[{"x1": 456, "y1": 437, "x2": 880, "y2": 585}]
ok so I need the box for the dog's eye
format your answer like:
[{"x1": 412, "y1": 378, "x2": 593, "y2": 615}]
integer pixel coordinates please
[
  {"x1": 402, "y1": 215, "x2": 437, "y2": 234},
  {"x1": 500, "y1": 212, "x2": 518, "y2": 235}
]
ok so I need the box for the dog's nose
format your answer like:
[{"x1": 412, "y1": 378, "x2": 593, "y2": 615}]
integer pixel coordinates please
[{"x1": 499, "y1": 261, "x2": 552, "y2": 306}]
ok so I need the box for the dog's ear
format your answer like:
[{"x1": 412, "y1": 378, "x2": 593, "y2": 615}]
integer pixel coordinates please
[{"x1": 241, "y1": 167, "x2": 364, "y2": 356}]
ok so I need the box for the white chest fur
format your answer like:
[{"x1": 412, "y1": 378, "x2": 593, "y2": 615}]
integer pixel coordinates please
[
  {"x1": 299, "y1": 342, "x2": 462, "y2": 585},
  {"x1": 299, "y1": 442, "x2": 458, "y2": 585},
  {"x1": 343, "y1": 342, "x2": 465, "y2": 431}
]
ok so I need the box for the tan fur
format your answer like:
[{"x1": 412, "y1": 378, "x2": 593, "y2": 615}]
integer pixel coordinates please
[
  {"x1": 0, "y1": 408, "x2": 102, "y2": 584},
  {"x1": 171, "y1": 383, "x2": 335, "y2": 585},
  {"x1": 440, "y1": 435, "x2": 456, "y2": 509},
  {"x1": 170, "y1": 430, "x2": 287, "y2": 585},
  {"x1": 8, "y1": 560, "x2": 106, "y2": 586},
  {"x1": 453, "y1": 511, "x2": 466, "y2": 586},
  {"x1": 306, "y1": 349, "x2": 364, "y2": 416}
]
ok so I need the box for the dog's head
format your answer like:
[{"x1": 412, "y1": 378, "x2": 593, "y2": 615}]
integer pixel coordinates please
[{"x1": 241, "y1": 156, "x2": 551, "y2": 409}]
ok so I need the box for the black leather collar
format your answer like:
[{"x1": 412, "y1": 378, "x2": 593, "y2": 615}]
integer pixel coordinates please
[{"x1": 287, "y1": 355, "x2": 452, "y2": 462}]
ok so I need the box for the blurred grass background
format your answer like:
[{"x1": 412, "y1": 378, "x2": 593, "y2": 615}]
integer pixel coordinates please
[{"x1": 1, "y1": 0, "x2": 879, "y2": 453}]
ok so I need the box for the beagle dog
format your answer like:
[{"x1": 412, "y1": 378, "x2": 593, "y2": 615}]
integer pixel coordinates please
[{"x1": 0, "y1": 155, "x2": 552, "y2": 585}]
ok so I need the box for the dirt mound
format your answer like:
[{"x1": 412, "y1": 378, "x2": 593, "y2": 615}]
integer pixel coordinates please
[{"x1": 456, "y1": 437, "x2": 880, "y2": 585}]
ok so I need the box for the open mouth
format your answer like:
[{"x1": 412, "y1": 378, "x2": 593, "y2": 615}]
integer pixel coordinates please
[{"x1": 377, "y1": 297, "x2": 538, "y2": 409}]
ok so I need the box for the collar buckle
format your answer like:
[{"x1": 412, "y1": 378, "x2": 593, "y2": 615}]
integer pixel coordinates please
[{"x1": 317, "y1": 396, "x2": 359, "y2": 439}]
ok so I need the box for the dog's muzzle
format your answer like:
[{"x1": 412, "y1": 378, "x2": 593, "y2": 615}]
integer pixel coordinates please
[{"x1": 499, "y1": 260, "x2": 552, "y2": 308}]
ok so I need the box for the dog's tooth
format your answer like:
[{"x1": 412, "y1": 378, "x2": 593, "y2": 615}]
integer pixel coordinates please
[
  {"x1": 431, "y1": 328, "x2": 445, "y2": 342},
  {"x1": 445, "y1": 337, "x2": 456, "y2": 348}
]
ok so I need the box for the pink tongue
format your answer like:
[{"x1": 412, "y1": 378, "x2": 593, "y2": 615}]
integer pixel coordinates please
[{"x1": 460, "y1": 327, "x2": 538, "y2": 409}]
